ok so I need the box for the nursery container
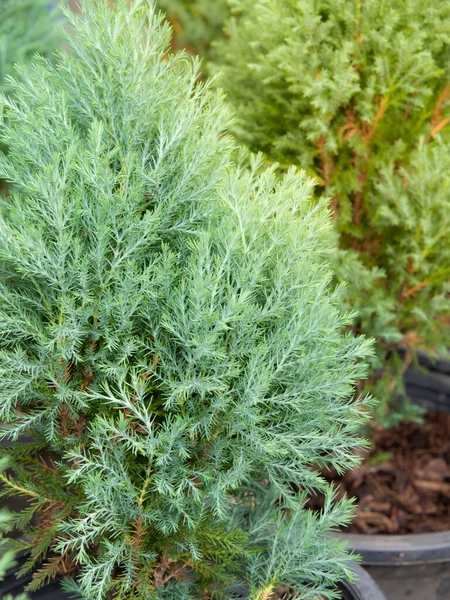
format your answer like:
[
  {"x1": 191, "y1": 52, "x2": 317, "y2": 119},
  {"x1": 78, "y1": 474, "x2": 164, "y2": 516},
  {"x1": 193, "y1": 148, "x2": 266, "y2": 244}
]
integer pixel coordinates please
[
  {"x1": 0, "y1": 357, "x2": 446, "y2": 600},
  {"x1": 340, "y1": 362, "x2": 450, "y2": 599},
  {"x1": 0, "y1": 444, "x2": 385, "y2": 599},
  {"x1": 340, "y1": 532, "x2": 450, "y2": 600},
  {"x1": 340, "y1": 563, "x2": 387, "y2": 600},
  {"x1": 0, "y1": 558, "x2": 385, "y2": 600},
  {"x1": 0, "y1": 576, "x2": 69, "y2": 600},
  {"x1": 336, "y1": 358, "x2": 450, "y2": 599},
  {"x1": 213, "y1": 564, "x2": 386, "y2": 600},
  {"x1": 404, "y1": 351, "x2": 450, "y2": 414}
]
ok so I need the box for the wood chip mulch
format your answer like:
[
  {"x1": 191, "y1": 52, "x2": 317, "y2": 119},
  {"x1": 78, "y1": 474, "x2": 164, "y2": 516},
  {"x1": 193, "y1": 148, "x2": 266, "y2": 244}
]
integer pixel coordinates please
[{"x1": 308, "y1": 411, "x2": 450, "y2": 535}]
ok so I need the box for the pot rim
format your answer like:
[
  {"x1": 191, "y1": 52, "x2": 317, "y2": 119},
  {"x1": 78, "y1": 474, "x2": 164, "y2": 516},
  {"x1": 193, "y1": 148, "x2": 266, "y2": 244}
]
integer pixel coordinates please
[
  {"x1": 339, "y1": 531, "x2": 450, "y2": 566},
  {"x1": 341, "y1": 563, "x2": 386, "y2": 600}
]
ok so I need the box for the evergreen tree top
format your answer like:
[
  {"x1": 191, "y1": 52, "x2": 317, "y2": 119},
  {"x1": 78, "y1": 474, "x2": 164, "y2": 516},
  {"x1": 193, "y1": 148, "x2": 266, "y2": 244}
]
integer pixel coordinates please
[{"x1": 0, "y1": 1, "x2": 371, "y2": 597}]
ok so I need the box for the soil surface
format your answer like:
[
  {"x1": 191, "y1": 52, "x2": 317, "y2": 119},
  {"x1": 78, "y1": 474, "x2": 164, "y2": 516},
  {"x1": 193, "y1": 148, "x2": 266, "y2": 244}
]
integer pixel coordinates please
[{"x1": 308, "y1": 411, "x2": 450, "y2": 535}]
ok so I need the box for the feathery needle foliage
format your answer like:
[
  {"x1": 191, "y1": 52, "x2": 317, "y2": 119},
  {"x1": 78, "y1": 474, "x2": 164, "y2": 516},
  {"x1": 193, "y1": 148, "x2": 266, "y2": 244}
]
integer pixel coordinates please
[
  {"x1": 0, "y1": 0, "x2": 372, "y2": 597},
  {"x1": 212, "y1": 0, "x2": 450, "y2": 426}
]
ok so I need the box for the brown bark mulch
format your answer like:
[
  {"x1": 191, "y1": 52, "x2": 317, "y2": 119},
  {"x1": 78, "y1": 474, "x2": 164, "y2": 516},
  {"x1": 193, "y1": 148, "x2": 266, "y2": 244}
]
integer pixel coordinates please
[{"x1": 308, "y1": 411, "x2": 450, "y2": 535}]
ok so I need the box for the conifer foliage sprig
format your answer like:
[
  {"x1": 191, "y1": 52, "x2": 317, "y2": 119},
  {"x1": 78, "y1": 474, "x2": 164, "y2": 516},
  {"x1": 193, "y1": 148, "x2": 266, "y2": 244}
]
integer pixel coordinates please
[
  {"x1": 0, "y1": 1, "x2": 372, "y2": 598},
  {"x1": 212, "y1": 0, "x2": 450, "y2": 425}
]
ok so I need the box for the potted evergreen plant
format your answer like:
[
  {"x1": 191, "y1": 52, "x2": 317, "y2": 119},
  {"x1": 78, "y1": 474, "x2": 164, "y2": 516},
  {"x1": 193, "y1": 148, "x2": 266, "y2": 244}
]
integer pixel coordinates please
[
  {"x1": 0, "y1": 0, "x2": 382, "y2": 598},
  {"x1": 210, "y1": 0, "x2": 450, "y2": 593}
]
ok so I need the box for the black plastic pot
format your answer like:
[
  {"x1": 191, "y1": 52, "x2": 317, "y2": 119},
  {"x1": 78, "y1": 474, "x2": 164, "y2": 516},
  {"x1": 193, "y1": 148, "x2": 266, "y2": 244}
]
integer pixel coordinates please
[
  {"x1": 403, "y1": 350, "x2": 450, "y2": 413},
  {"x1": 341, "y1": 531, "x2": 450, "y2": 567},
  {"x1": 336, "y1": 353, "x2": 450, "y2": 599},
  {"x1": 1, "y1": 353, "x2": 445, "y2": 600},
  {"x1": 231, "y1": 563, "x2": 386, "y2": 600},
  {"x1": 0, "y1": 554, "x2": 71, "y2": 599},
  {"x1": 1, "y1": 576, "x2": 69, "y2": 600},
  {"x1": 339, "y1": 532, "x2": 450, "y2": 600},
  {"x1": 0, "y1": 559, "x2": 384, "y2": 600},
  {"x1": 341, "y1": 563, "x2": 386, "y2": 600},
  {"x1": 339, "y1": 354, "x2": 450, "y2": 599}
]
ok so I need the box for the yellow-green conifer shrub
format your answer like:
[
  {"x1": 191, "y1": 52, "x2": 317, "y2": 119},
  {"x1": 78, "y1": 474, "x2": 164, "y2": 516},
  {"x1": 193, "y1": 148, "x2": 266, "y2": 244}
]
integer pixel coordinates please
[
  {"x1": 0, "y1": 1, "x2": 372, "y2": 598},
  {"x1": 212, "y1": 0, "x2": 450, "y2": 425}
]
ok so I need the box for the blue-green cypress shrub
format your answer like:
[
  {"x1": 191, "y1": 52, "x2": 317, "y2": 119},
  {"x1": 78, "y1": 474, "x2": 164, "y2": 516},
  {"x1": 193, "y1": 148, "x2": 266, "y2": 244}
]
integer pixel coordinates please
[{"x1": 0, "y1": 1, "x2": 372, "y2": 598}]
